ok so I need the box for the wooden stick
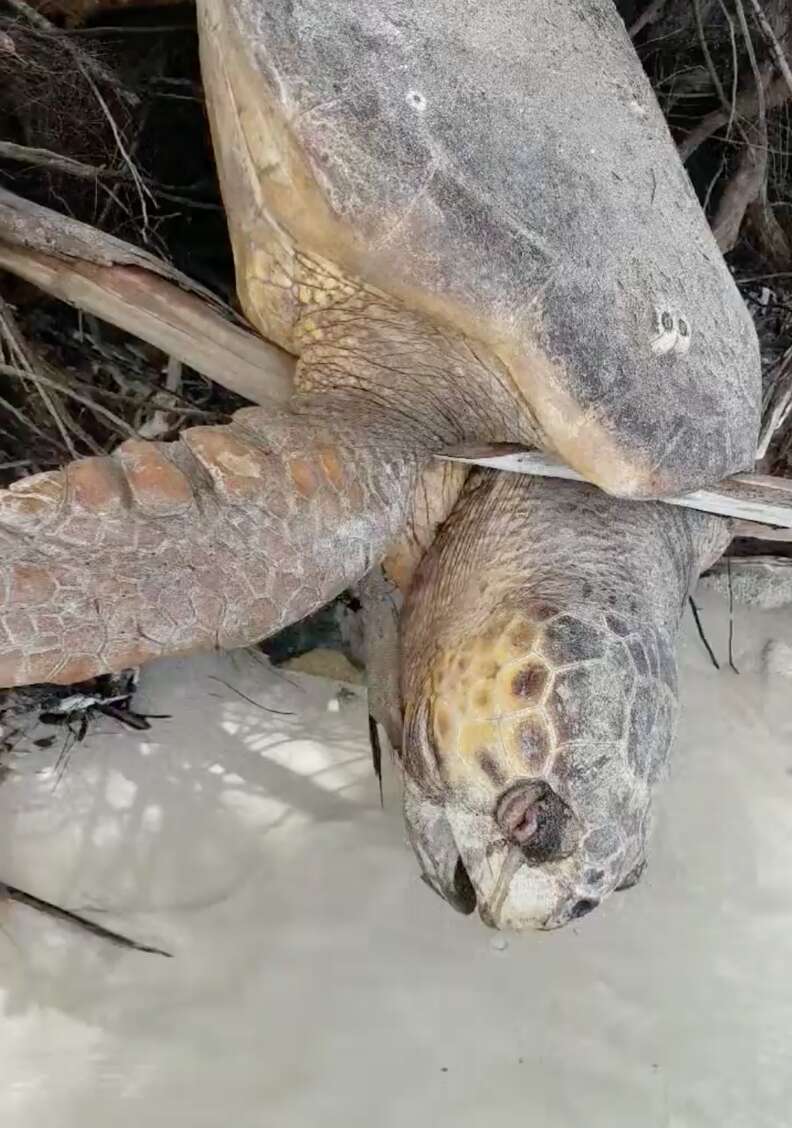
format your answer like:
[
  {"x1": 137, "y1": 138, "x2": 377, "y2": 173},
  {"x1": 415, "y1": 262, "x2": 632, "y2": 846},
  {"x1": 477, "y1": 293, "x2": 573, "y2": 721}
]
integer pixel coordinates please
[
  {"x1": 1, "y1": 882, "x2": 170, "y2": 957},
  {"x1": 0, "y1": 187, "x2": 223, "y2": 304},
  {"x1": 731, "y1": 520, "x2": 792, "y2": 541},
  {"x1": 0, "y1": 189, "x2": 294, "y2": 404},
  {"x1": 0, "y1": 242, "x2": 294, "y2": 406},
  {"x1": 438, "y1": 445, "x2": 792, "y2": 529},
  {"x1": 0, "y1": 140, "x2": 124, "y2": 181}
]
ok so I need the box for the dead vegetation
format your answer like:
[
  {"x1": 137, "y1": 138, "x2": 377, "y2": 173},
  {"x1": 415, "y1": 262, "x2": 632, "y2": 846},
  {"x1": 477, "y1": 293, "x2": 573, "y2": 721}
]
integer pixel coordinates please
[
  {"x1": 0, "y1": 0, "x2": 791, "y2": 759},
  {"x1": 625, "y1": 0, "x2": 792, "y2": 475},
  {"x1": 0, "y1": 0, "x2": 250, "y2": 490}
]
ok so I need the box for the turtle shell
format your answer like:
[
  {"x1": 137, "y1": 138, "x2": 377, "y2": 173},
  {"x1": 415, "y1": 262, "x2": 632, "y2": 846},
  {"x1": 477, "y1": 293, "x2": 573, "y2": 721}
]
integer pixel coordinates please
[{"x1": 200, "y1": 0, "x2": 760, "y2": 497}]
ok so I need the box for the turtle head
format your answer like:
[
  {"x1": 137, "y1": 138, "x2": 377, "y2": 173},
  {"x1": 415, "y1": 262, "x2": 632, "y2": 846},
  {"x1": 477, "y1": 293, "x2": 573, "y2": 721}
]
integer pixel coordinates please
[{"x1": 401, "y1": 604, "x2": 677, "y2": 930}]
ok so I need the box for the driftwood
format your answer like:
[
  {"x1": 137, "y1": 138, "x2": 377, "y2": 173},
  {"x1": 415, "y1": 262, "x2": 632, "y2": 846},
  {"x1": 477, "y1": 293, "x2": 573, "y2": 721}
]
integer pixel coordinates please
[
  {"x1": 0, "y1": 189, "x2": 295, "y2": 405},
  {"x1": 440, "y1": 446, "x2": 792, "y2": 530}
]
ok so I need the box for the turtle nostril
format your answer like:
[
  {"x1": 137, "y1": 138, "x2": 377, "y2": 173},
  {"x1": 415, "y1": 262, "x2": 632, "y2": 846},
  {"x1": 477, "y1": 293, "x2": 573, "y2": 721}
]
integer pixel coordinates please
[{"x1": 570, "y1": 898, "x2": 599, "y2": 919}]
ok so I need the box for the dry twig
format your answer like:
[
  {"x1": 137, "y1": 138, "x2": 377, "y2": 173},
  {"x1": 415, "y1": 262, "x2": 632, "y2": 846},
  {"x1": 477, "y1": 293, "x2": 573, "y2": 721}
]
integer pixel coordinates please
[
  {"x1": 75, "y1": 68, "x2": 153, "y2": 237},
  {"x1": 0, "y1": 240, "x2": 295, "y2": 405},
  {"x1": 0, "y1": 139, "x2": 123, "y2": 181},
  {"x1": 693, "y1": 0, "x2": 751, "y2": 149},
  {"x1": 1, "y1": 883, "x2": 170, "y2": 957},
  {"x1": 679, "y1": 74, "x2": 791, "y2": 159},
  {"x1": 711, "y1": 127, "x2": 768, "y2": 251},
  {"x1": 0, "y1": 363, "x2": 139, "y2": 439},
  {"x1": 3, "y1": 0, "x2": 139, "y2": 107},
  {"x1": 710, "y1": 0, "x2": 775, "y2": 252},
  {"x1": 758, "y1": 346, "x2": 792, "y2": 458},
  {"x1": 746, "y1": 0, "x2": 792, "y2": 98},
  {"x1": 0, "y1": 295, "x2": 79, "y2": 458}
]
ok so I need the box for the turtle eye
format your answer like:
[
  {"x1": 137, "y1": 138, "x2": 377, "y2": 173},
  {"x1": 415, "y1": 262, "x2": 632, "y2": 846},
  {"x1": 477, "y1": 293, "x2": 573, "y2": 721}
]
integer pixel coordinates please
[{"x1": 494, "y1": 780, "x2": 579, "y2": 863}]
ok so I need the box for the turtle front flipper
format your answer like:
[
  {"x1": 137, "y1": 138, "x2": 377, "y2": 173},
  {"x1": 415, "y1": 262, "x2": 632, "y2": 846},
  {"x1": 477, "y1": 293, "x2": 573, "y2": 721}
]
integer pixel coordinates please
[{"x1": 0, "y1": 406, "x2": 417, "y2": 688}]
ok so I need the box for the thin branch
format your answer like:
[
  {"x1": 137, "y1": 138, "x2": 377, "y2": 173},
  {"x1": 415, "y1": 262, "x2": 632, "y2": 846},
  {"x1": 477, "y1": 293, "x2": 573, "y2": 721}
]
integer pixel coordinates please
[
  {"x1": 0, "y1": 297, "x2": 78, "y2": 458},
  {"x1": 3, "y1": 0, "x2": 139, "y2": 108},
  {"x1": 0, "y1": 142, "x2": 224, "y2": 211},
  {"x1": 77, "y1": 70, "x2": 153, "y2": 238},
  {"x1": 0, "y1": 363, "x2": 140, "y2": 439},
  {"x1": 137, "y1": 355, "x2": 182, "y2": 439},
  {"x1": 2, "y1": 883, "x2": 170, "y2": 956},
  {"x1": 689, "y1": 597, "x2": 721, "y2": 670},
  {"x1": 440, "y1": 447, "x2": 792, "y2": 528},
  {"x1": 153, "y1": 188, "x2": 223, "y2": 211},
  {"x1": 65, "y1": 24, "x2": 194, "y2": 37},
  {"x1": 710, "y1": 128, "x2": 767, "y2": 251},
  {"x1": 3, "y1": 6, "x2": 152, "y2": 237},
  {"x1": 206, "y1": 676, "x2": 295, "y2": 716},
  {"x1": 746, "y1": 0, "x2": 792, "y2": 98},
  {"x1": 0, "y1": 392, "x2": 63, "y2": 449},
  {"x1": 708, "y1": 0, "x2": 771, "y2": 252},
  {"x1": 703, "y1": 151, "x2": 728, "y2": 211},
  {"x1": 758, "y1": 346, "x2": 792, "y2": 457},
  {"x1": 0, "y1": 186, "x2": 237, "y2": 315},
  {"x1": 0, "y1": 140, "x2": 122, "y2": 181},
  {"x1": 717, "y1": 0, "x2": 740, "y2": 142},
  {"x1": 726, "y1": 559, "x2": 740, "y2": 674},
  {"x1": 693, "y1": 0, "x2": 749, "y2": 147},
  {"x1": 368, "y1": 715, "x2": 384, "y2": 808},
  {"x1": 679, "y1": 80, "x2": 792, "y2": 159},
  {"x1": 734, "y1": 0, "x2": 768, "y2": 137},
  {"x1": 0, "y1": 234, "x2": 295, "y2": 406}
]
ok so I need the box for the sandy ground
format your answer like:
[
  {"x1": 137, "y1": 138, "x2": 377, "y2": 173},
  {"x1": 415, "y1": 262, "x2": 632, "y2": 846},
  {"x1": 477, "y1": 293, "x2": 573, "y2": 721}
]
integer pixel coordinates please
[{"x1": 0, "y1": 589, "x2": 790, "y2": 1128}]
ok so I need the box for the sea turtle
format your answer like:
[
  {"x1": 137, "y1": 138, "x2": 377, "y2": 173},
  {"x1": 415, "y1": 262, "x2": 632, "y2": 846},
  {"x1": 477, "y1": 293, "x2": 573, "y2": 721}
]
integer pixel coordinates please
[{"x1": 0, "y1": 0, "x2": 760, "y2": 929}]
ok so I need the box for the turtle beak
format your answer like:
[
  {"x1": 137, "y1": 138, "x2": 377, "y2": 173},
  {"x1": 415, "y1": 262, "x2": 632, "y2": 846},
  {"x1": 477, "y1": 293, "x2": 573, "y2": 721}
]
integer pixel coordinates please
[
  {"x1": 403, "y1": 780, "x2": 476, "y2": 915},
  {"x1": 402, "y1": 777, "x2": 566, "y2": 928},
  {"x1": 403, "y1": 777, "x2": 618, "y2": 930},
  {"x1": 442, "y1": 803, "x2": 575, "y2": 930}
]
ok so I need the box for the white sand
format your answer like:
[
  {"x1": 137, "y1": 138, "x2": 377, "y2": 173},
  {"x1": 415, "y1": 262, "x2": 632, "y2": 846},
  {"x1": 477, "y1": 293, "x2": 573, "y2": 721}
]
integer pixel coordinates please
[{"x1": 0, "y1": 589, "x2": 790, "y2": 1128}]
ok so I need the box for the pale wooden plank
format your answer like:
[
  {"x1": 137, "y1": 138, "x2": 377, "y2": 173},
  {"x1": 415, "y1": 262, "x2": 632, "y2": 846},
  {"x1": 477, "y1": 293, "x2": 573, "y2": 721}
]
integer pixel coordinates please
[
  {"x1": 0, "y1": 243, "x2": 295, "y2": 406},
  {"x1": 439, "y1": 445, "x2": 792, "y2": 529},
  {"x1": 0, "y1": 187, "x2": 296, "y2": 405}
]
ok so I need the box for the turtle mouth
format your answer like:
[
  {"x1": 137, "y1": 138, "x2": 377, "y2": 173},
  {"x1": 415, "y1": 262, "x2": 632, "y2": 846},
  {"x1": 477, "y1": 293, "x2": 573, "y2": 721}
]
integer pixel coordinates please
[
  {"x1": 420, "y1": 856, "x2": 477, "y2": 916},
  {"x1": 403, "y1": 777, "x2": 594, "y2": 929}
]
